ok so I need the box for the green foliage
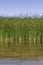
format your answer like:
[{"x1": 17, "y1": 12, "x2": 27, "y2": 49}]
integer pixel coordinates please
[{"x1": 0, "y1": 16, "x2": 43, "y2": 38}]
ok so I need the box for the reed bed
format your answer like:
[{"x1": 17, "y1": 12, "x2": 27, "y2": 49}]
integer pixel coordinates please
[{"x1": 0, "y1": 16, "x2": 43, "y2": 58}]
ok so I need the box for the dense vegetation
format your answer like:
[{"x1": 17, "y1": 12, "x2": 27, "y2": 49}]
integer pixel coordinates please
[
  {"x1": 0, "y1": 16, "x2": 43, "y2": 42},
  {"x1": 0, "y1": 16, "x2": 43, "y2": 58}
]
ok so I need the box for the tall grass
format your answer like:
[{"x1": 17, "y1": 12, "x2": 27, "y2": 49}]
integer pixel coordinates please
[
  {"x1": 0, "y1": 16, "x2": 43, "y2": 57},
  {"x1": 0, "y1": 16, "x2": 43, "y2": 42}
]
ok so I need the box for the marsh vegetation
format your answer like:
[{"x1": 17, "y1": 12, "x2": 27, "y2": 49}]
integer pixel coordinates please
[{"x1": 0, "y1": 16, "x2": 43, "y2": 58}]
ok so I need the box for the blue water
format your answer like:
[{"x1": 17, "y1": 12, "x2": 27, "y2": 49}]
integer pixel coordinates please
[{"x1": 0, "y1": 58, "x2": 43, "y2": 65}]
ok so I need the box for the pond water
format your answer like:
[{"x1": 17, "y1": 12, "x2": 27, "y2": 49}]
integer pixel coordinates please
[{"x1": 0, "y1": 58, "x2": 43, "y2": 65}]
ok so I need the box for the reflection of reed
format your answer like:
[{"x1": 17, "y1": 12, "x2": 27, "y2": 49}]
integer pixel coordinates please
[
  {"x1": 0, "y1": 37, "x2": 43, "y2": 44},
  {"x1": 0, "y1": 37, "x2": 43, "y2": 57}
]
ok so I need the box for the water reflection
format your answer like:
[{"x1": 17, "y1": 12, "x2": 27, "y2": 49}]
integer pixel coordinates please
[{"x1": 0, "y1": 37, "x2": 43, "y2": 57}]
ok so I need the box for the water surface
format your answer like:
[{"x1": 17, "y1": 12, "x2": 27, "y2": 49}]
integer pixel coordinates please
[{"x1": 0, "y1": 58, "x2": 43, "y2": 65}]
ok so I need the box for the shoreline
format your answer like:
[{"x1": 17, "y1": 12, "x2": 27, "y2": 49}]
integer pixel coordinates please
[{"x1": 0, "y1": 57, "x2": 43, "y2": 60}]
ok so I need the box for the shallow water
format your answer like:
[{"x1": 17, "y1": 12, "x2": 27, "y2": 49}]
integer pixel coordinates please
[{"x1": 0, "y1": 58, "x2": 43, "y2": 65}]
